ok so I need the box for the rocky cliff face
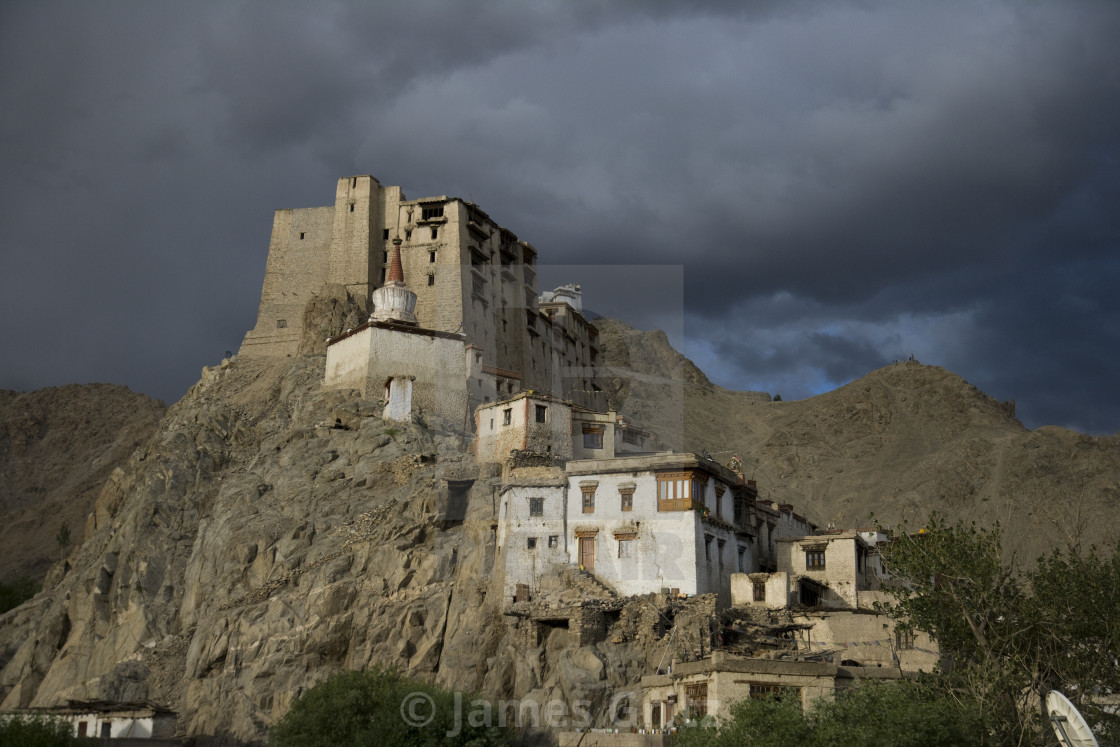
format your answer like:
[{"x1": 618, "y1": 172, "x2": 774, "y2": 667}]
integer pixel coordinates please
[
  {"x1": 0, "y1": 384, "x2": 165, "y2": 582},
  {"x1": 0, "y1": 307, "x2": 685, "y2": 744},
  {"x1": 1, "y1": 312, "x2": 1117, "y2": 744}
]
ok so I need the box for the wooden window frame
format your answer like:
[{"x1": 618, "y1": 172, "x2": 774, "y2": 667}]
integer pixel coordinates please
[
  {"x1": 684, "y1": 682, "x2": 708, "y2": 717},
  {"x1": 805, "y1": 549, "x2": 826, "y2": 571}
]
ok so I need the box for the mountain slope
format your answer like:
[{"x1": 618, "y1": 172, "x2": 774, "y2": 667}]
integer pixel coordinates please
[
  {"x1": 0, "y1": 385, "x2": 165, "y2": 581},
  {"x1": 596, "y1": 317, "x2": 1120, "y2": 561}
]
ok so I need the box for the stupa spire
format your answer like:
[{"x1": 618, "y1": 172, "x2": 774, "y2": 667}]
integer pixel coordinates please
[{"x1": 370, "y1": 235, "x2": 418, "y2": 325}]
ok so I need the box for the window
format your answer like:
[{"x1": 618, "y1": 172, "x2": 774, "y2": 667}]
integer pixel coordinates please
[
  {"x1": 380, "y1": 268, "x2": 386, "y2": 283},
  {"x1": 431, "y1": 227, "x2": 438, "y2": 240},
  {"x1": 656, "y1": 472, "x2": 699, "y2": 510},
  {"x1": 502, "y1": 409, "x2": 512, "y2": 426},
  {"x1": 352, "y1": 176, "x2": 357, "y2": 187},
  {"x1": 529, "y1": 497, "x2": 543, "y2": 517},
  {"x1": 581, "y1": 487, "x2": 596, "y2": 513},
  {"x1": 620, "y1": 488, "x2": 634, "y2": 511},
  {"x1": 427, "y1": 273, "x2": 435, "y2": 287},
  {"x1": 405, "y1": 229, "x2": 412, "y2": 240},
  {"x1": 429, "y1": 250, "x2": 436, "y2": 263},
  {"x1": 738, "y1": 546, "x2": 748, "y2": 572},
  {"x1": 383, "y1": 250, "x2": 389, "y2": 262},
  {"x1": 895, "y1": 628, "x2": 914, "y2": 650},
  {"x1": 349, "y1": 203, "x2": 354, "y2": 212},
  {"x1": 535, "y1": 405, "x2": 547, "y2": 423},
  {"x1": 749, "y1": 684, "x2": 801, "y2": 702},
  {"x1": 277, "y1": 319, "x2": 287, "y2": 329},
  {"x1": 548, "y1": 535, "x2": 558, "y2": 548},
  {"x1": 383, "y1": 229, "x2": 390, "y2": 240},
  {"x1": 805, "y1": 549, "x2": 826, "y2": 571},
  {"x1": 582, "y1": 426, "x2": 603, "y2": 449},
  {"x1": 705, "y1": 535, "x2": 714, "y2": 561},
  {"x1": 618, "y1": 539, "x2": 633, "y2": 558},
  {"x1": 753, "y1": 581, "x2": 766, "y2": 601},
  {"x1": 299, "y1": 232, "x2": 305, "y2": 240},
  {"x1": 527, "y1": 537, "x2": 537, "y2": 549},
  {"x1": 684, "y1": 683, "x2": 708, "y2": 717},
  {"x1": 422, "y1": 205, "x2": 444, "y2": 220}
]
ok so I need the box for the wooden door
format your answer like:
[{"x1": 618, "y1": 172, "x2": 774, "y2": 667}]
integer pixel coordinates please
[{"x1": 579, "y1": 537, "x2": 595, "y2": 571}]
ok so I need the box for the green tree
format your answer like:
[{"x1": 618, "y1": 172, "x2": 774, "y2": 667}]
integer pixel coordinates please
[
  {"x1": 877, "y1": 515, "x2": 1120, "y2": 745},
  {"x1": 269, "y1": 667, "x2": 514, "y2": 747},
  {"x1": 55, "y1": 523, "x2": 71, "y2": 561},
  {"x1": 674, "y1": 680, "x2": 985, "y2": 747}
]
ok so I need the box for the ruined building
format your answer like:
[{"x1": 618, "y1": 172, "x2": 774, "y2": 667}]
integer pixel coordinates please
[{"x1": 239, "y1": 175, "x2": 602, "y2": 419}]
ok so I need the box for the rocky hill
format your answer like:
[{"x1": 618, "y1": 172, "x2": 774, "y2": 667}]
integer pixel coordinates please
[
  {"x1": 0, "y1": 385, "x2": 166, "y2": 582},
  {"x1": 0, "y1": 309, "x2": 1117, "y2": 744}
]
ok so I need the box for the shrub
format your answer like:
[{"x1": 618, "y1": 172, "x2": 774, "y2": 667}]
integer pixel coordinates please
[{"x1": 270, "y1": 667, "x2": 513, "y2": 747}]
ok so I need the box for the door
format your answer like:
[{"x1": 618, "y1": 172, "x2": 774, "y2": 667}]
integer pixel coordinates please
[{"x1": 579, "y1": 537, "x2": 595, "y2": 571}]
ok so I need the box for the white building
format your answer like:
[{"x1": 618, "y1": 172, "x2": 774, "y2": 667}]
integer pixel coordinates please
[{"x1": 479, "y1": 393, "x2": 818, "y2": 606}]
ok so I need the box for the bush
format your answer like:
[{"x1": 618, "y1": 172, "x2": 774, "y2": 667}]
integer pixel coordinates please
[
  {"x1": 269, "y1": 667, "x2": 514, "y2": 747},
  {"x1": 0, "y1": 576, "x2": 38, "y2": 614},
  {"x1": 673, "y1": 680, "x2": 987, "y2": 747},
  {"x1": 0, "y1": 714, "x2": 84, "y2": 746}
]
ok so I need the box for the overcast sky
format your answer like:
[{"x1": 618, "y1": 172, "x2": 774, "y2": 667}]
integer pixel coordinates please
[{"x1": 2, "y1": 1, "x2": 1118, "y2": 433}]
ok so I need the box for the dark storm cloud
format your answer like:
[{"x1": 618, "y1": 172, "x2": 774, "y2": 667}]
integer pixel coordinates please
[{"x1": 1, "y1": 1, "x2": 1117, "y2": 432}]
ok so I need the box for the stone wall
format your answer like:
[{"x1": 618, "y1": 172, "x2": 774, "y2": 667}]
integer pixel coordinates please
[
  {"x1": 239, "y1": 206, "x2": 334, "y2": 357},
  {"x1": 323, "y1": 323, "x2": 469, "y2": 429}
]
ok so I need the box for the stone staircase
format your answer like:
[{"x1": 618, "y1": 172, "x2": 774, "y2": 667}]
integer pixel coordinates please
[{"x1": 560, "y1": 566, "x2": 618, "y2": 600}]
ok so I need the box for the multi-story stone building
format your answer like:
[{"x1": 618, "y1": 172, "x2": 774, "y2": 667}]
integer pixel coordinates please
[
  {"x1": 239, "y1": 174, "x2": 602, "y2": 414},
  {"x1": 477, "y1": 392, "x2": 817, "y2": 606}
]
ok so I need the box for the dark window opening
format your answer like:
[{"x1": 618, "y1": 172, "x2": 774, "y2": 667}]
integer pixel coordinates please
[
  {"x1": 422, "y1": 205, "x2": 444, "y2": 220},
  {"x1": 427, "y1": 273, "x2": 435, "y2": 286},
  {"x1": 405, "y1": 229, "x2": 412, "y2": 240},
  {"x1": 383, "y1": 229, "x2": 390, "y2": 240},
  {"x1": 548, "y1": 535, "x2": 558, "y2": 548},
  {"x1": 431, "y1": 227, "x2": 439, "y2": 240},
  {"x1": 753, "y1": 581, "x2": 765, "y2": 602},
  {"x1": 535, "y1": 404, "x2": 547, "y2": 423},
  {"x1": 277, "y1": 319, "x2": 287, "y2": 329},
  {"x1": 502, "y1": 409, "x2": 512, "y2": 426},
  {"x1": 527, "y1": 537, "x2": 537, "y2": 549},
  {"x1": 349, "y1": 203, "x2": 355, "y2": 212},
  {"x1": 429, "y1": 250, "x2": 437, "y2": 263},
  {"x1": 299, "y1": 232, "x2": 305, "y2": 240},
  {"x1": 529, "y1": 497, "x2": 543, "y2": 517}
]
